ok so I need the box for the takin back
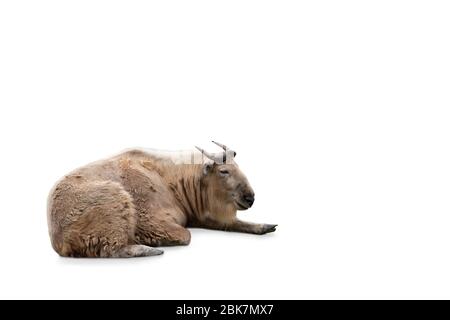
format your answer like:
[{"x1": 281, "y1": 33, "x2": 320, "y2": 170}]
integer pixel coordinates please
[{"x1": 47, "y1": 141, "x2": 277, "y2": 258}]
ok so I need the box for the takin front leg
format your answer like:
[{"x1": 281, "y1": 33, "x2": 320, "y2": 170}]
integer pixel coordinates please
[{"x1": 191, "y1": 218, "x2": 277, "y2": 235}]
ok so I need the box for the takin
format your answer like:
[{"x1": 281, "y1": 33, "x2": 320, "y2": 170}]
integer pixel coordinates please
[{"x1": 47, "y1": 141, "x2": 277, "y2": 258}]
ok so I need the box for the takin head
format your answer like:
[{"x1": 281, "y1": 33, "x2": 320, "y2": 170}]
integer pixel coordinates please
[{"x1": 196, "y1": 141, "x2": 255, "y2": 211}]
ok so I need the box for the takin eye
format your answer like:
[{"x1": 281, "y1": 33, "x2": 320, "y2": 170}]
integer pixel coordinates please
[{"x1": 219, "y1": 169, "x2": 230, "y2": 176}]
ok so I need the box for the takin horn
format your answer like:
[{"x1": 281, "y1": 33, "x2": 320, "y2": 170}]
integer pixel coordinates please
[
  {"x1": 195, "y1": 146, "x2": 223, "y2": 163},
  {"x1": 212, "y1": 141, "x2": 229, "y2": 151},
  {"x1": 212, "y1": 141, "x2": 237, "y2": 158},
  {"x1": 195, "y1": 142, "x2": 236, "y2": 164}
]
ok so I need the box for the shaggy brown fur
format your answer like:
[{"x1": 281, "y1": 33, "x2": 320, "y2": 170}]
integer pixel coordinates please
[{"x1": 47, "y1": 148, "x2": 277, "y2": 258}]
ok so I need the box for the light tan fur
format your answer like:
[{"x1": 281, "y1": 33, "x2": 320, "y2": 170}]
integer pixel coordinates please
[{"x1": 47, "y1": 148, "x2": 276, "y2": 258}]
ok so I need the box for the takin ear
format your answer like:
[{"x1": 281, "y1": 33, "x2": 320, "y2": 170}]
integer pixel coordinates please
[{"x1": 203, "y1": 162, "x2": 214, "y2": 175}]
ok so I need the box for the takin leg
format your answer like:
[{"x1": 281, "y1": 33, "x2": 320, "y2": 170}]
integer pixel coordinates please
[
  {"x1": 50, "y1": 180, "x2": 163, "y2": 258},
  {"x1": 190, "y1": 218, "x2": 277, "y2": 235},
  {"x1": 135, "y1": 212, "x2": 191, "y2": 247}
]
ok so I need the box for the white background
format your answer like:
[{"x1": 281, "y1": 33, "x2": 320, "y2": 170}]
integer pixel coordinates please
[{"x1": 0, "y1": 1, "x2": 449, "y2": 299}]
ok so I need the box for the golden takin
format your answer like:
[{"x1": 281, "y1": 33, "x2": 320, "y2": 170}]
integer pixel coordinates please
[{"x1": 47, "y1": 142, "x2": 277, "y2": 258}]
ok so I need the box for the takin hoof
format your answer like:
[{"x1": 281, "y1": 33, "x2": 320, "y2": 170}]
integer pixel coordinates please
[
  {"x1": 260, "y1": 224, "x2": 277, "y2": 234},
  {"x1": 114, "y1": 245, "x2": 164, "y2": 258}
]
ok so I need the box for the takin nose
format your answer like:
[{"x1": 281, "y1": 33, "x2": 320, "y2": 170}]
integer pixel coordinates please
[{"x1": 243, "y1": 194, "x2": 255, "y2": 207}]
